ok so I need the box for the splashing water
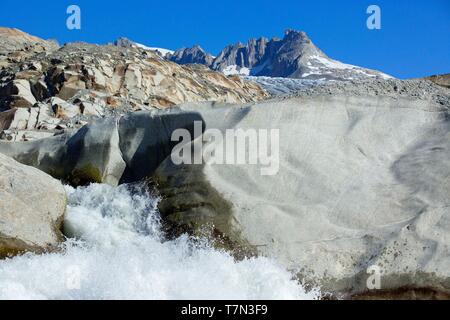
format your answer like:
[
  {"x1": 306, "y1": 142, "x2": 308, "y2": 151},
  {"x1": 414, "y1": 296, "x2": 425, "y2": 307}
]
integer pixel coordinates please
[{"x1": 0, "y1": 183, "x2": 320, "y2": 300}]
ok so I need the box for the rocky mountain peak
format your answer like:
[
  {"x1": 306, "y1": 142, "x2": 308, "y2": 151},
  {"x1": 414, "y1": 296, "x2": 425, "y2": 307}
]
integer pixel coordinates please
[
  {"x1": 247, "y1": 37, "x2": 268, "y2": 49},
  {"x1": 113, "y1": 37, "x2": 135, "y2": 48},
  {"x1": 167, "y1": 44, "x2": 214, "y2": 66},
  {"x1": 284, "y1": 29, "x2": 309, "y2": 41}
]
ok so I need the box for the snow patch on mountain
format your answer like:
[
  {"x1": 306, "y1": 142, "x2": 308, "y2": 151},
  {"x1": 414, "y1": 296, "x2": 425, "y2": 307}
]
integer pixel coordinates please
[
  {"x1": 113, "y1": 37, "x2": 174, "y2": 58},
  {"x1": 223, "y1": 65, "x2": 251, "y2": 76},
  {"x1": 133, "y1": 42, "x2": 174, "y2": 57},
  {"x1": 303, "y1": 55, "x2": 393, "y2": 80}
]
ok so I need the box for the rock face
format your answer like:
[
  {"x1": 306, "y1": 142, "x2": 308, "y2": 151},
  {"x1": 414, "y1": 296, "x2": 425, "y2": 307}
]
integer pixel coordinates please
[
  {"x1": 0, "y1": 79, "x2": 37, "y2": 108},
  {"x1": 169, "y1": 29, "x2": 392, "y2": 81},
  {"x1": 423, "y1": 73, "x2": 450, "y2": 89},
  {"x1": 1, "y1": 78, "x2": 449, "y2": 296},
  {"x1": 152, "y1": 79, "x2": 450, "y2": 296},
  {"x1": 0, "y1": 153, "x2": 66, "y2": 257},
  {"x1": 113, "y1": 37, "x2": 138, "y2": 49},
  {"x1": 0, "y1": 108, "x2": 203, "y2": 186},
  {"x1": 0, "y1": 28, "x2": 268, "y2": 142},
  {"x1": 168, "y1": 45, "x2": 215, "y2": 67}
]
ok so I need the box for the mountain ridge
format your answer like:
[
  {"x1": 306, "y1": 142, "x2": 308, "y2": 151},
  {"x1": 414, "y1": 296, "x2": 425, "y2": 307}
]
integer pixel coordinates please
[{"x1": 166, "y1": 29, "x2": 392, "y2": 81}]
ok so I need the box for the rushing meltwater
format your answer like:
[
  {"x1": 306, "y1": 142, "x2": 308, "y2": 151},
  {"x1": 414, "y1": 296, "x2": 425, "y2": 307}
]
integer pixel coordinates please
[{"x1": 0, "y1": 183, "x2": 319, "y2": 300}]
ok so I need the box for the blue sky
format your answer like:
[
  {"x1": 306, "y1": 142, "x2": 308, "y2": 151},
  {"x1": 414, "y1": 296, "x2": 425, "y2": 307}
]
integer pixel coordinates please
[{"x1": 0, "y1": 0, "x2": 449, "y2": 79}]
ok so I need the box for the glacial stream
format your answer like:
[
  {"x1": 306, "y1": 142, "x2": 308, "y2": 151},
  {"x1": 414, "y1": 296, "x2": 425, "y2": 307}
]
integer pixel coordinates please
[{"x1": 0, "y1": 183, "x2": 319, "y2": 300}]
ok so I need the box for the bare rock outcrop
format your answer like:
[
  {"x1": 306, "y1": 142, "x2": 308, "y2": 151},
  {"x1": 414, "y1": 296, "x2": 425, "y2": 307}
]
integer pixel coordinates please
[
  {"x1": 0, "y1": 107, "x2": 204, "y2": 187},
  {"x1": 0, "y1": 28, "x2": 268, "y2": 142},
  {"x1": 0, "y1": 27, "x2": 58, "y2": 69}
]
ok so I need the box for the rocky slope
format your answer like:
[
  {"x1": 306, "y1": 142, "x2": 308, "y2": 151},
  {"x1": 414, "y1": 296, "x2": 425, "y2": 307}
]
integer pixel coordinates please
[
  {"x1": 0, "y1": 27, "x2": 58, "y2": 70},
  {"x1": 2, "y1": 78, "x2": 449, "y2": 297},
  {"x1": 422, "y1": 73, "x2": 450, "y2": 89},
  {"x1": 0, "y1": 28, "x2": 268, "y2": 142},
  {"x1": 0, "y1": 153, "x2": 66, "y2": 257},
  {"x1": 170, "y1": 29, "x2": 392, "y2": 81}
]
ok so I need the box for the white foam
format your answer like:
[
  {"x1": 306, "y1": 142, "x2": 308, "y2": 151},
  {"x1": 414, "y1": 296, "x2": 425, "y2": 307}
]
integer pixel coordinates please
[{"x1": 0, "y1": 183, "x2": 320, "y2": 300}]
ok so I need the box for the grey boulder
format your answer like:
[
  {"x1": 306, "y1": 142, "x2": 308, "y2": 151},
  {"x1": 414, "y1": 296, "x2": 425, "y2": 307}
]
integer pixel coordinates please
[
  {"x1": 154, "y1": 80, "x2": 450, "y2": 296},
  {"x1": 0, "y1": 153, "x2": 66, "y2": 257}
]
